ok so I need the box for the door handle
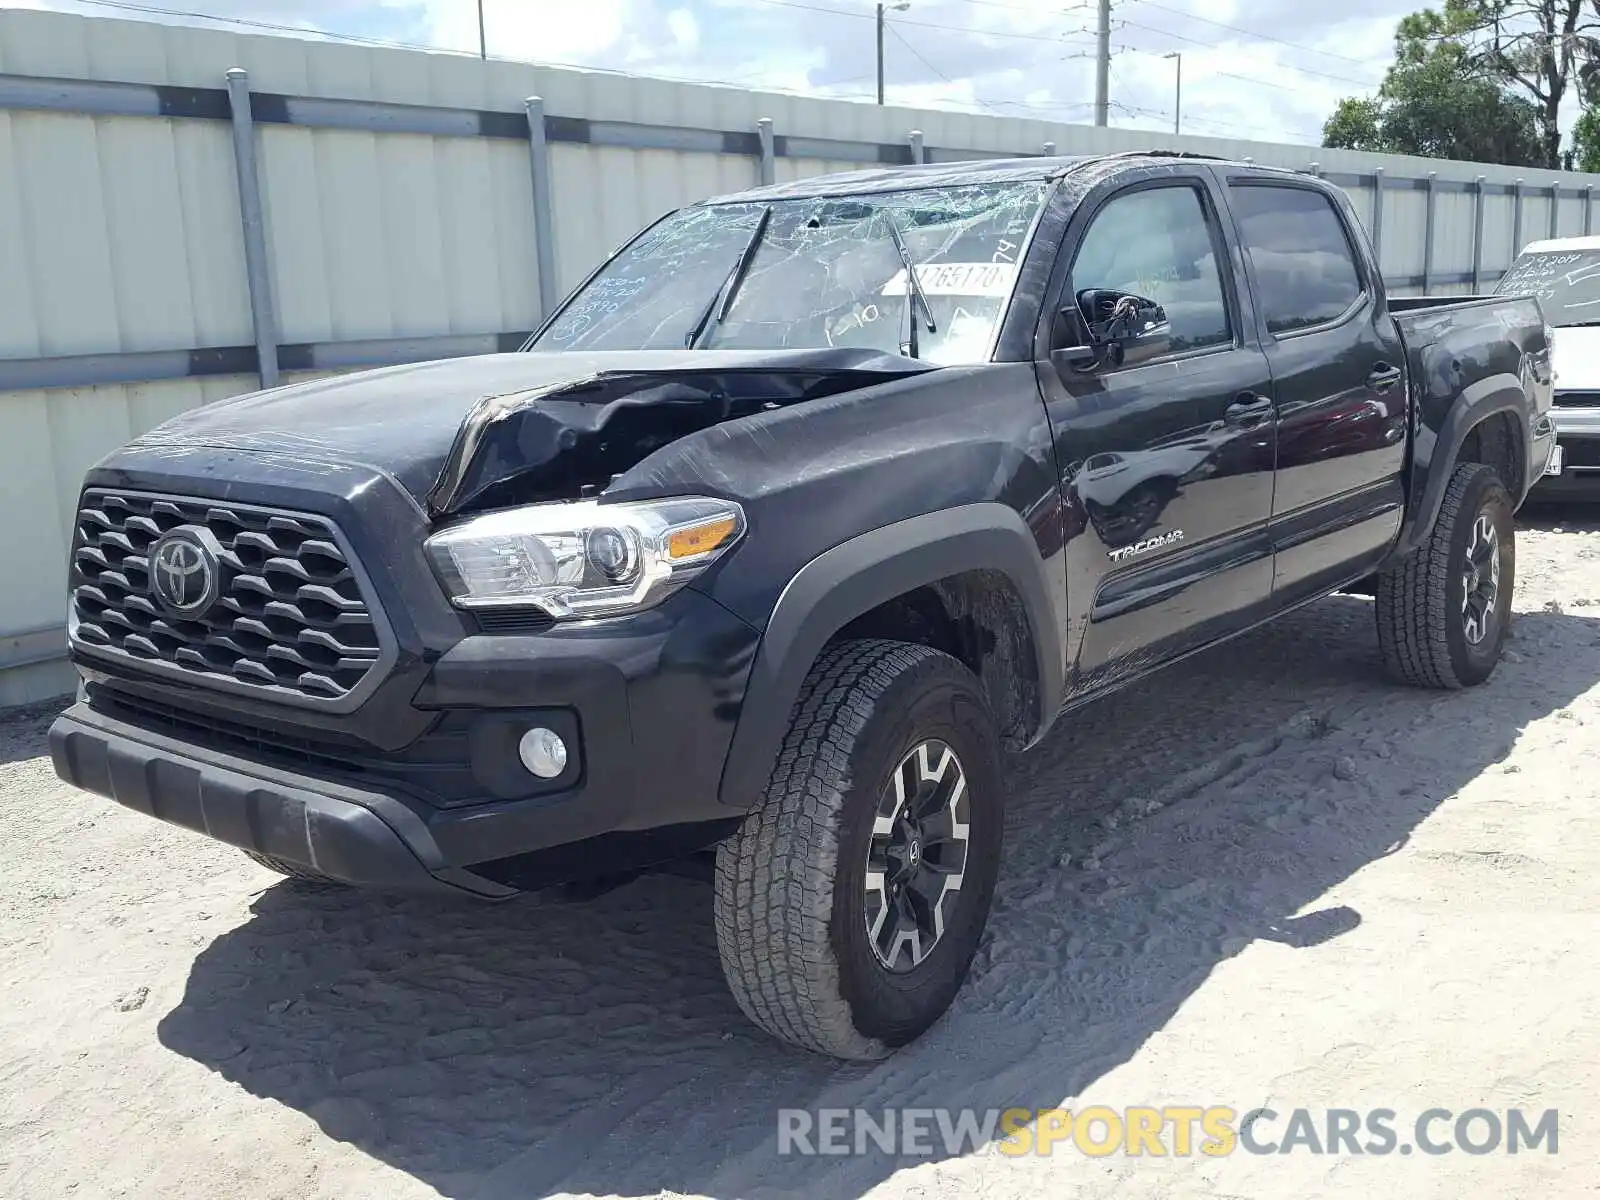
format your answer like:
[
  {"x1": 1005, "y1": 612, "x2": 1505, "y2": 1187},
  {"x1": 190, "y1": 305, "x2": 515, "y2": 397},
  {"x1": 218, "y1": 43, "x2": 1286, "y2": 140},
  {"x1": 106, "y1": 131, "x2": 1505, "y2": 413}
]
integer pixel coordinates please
[
  {"x1": 1224, "y1": 392, "x2": 1273, "y2": 426},
  {"x1": 1368, "y1": 362, "x2": 1403, "y2": 393}
]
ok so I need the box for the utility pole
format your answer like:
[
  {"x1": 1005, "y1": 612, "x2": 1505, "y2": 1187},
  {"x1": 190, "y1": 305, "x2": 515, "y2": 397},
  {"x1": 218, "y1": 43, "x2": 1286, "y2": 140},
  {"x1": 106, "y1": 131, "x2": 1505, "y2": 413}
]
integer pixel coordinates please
[
  {"x1": 877, "y1": 3, "x2": 886, "y2": 104},
  {"x1": 1094, "y1": 0, "x2": 1111, "y2": 126},
  {"x1": 876, "y1": 3, "x2": 910, "y2": 105},
  {"x1": 1165, "y1": 51, "x2": 1181, "y2": 136},
  {"x1": 477, "y1": 0, "x2": 487, "y2": 60}
]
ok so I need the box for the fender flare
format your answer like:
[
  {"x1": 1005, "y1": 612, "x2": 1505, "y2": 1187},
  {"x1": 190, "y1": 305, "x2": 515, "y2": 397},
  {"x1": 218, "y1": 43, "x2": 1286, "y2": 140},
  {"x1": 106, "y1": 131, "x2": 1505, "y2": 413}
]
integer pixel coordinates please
[
  {"x1": 1392, "y1": 374, "x2": 1530, "y2": 560},
  {"x1": 716, "y1": 502, "x2": 1066, "y2": 812}
]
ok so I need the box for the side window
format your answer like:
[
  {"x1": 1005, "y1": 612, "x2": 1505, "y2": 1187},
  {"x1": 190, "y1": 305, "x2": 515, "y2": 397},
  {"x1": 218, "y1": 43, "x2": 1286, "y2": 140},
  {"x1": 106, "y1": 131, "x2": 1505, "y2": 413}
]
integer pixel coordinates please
[
  {"x1": 1070, "y1": 185, "x2": 1232, "y2": 357},
  {"x1": 1229, "y1": 184, "x2": 1364, "y2": 335}
]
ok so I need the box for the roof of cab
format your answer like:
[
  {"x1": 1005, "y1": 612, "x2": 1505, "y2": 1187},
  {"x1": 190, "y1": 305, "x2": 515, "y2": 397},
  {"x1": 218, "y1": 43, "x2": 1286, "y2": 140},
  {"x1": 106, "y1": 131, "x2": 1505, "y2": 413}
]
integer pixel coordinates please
[{"x1": 700, "y1": 150, "x2": 1289, "y2": 205}]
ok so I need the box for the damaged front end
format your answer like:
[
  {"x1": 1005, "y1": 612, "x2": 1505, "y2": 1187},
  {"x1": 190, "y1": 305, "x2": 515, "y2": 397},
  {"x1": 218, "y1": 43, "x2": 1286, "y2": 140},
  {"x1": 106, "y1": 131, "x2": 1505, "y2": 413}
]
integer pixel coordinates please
[
  {"x1": 425, "y1": 349, "x2": 931, "y2": 517},
  {"x1": 418, "y1": 349, "x2": 934, "y2": 620}
]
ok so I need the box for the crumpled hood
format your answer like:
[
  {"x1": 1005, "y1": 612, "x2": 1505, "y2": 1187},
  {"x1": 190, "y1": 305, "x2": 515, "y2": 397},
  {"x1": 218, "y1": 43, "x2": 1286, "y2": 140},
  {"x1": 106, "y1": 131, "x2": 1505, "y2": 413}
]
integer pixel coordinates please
[{"x1": 122, "y1": 348, "x2": 931, "y2": 515}]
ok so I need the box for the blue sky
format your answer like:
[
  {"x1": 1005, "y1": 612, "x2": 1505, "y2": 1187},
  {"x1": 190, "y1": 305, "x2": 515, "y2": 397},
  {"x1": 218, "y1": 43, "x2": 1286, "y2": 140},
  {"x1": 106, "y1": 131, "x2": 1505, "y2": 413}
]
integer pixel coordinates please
[{"x1": 9, "y1": 0, "x2": 1420, "y2": 146}]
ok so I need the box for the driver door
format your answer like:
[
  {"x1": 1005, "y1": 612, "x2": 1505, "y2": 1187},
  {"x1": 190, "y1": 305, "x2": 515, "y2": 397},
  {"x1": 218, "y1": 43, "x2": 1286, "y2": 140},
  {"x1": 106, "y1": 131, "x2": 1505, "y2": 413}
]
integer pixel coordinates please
[{"x1": 1034, "y1": 173, "x2": 1278, "y2": 695}]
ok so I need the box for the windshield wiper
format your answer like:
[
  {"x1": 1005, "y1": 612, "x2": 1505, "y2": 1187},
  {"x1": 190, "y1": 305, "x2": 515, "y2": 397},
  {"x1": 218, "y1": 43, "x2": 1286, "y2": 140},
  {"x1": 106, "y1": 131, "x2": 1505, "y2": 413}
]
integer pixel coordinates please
[
  {"x1": 885, "y1": 217, "x2": 937, "y2": 358},
  {"x1": 685, "y1": 205, "x2": 774, "y2": 349},
  {"x1": 1559, "y1": 319, "x2": 1600, "y2": 328}
]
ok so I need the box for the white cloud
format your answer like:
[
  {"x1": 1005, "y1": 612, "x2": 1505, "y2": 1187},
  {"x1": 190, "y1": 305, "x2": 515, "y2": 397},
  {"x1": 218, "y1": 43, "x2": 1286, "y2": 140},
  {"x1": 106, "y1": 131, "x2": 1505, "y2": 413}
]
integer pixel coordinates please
[
  {"x1": 7, "y1": 0, "x2": 1427, "y2": 147},
  {"x1": 427, "y1": 0, "x2": 630, "y2": 61},
  {"x1": 666, "y1": 6, "x2": 699, "y2": 52}
]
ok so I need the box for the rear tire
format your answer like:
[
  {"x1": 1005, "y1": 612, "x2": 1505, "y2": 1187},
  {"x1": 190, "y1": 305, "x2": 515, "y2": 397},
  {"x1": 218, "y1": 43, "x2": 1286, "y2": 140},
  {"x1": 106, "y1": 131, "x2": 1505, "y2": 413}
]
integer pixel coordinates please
[
  {"x1": 713, "y1": 639, "x2": 1004, "y2": 1060},
  {"x1": 241, "y1": 849, "x2": 346, "y2": 887},
  {"x1": 1375, "y1": 462, "x2": 1514, "y2": 689}
]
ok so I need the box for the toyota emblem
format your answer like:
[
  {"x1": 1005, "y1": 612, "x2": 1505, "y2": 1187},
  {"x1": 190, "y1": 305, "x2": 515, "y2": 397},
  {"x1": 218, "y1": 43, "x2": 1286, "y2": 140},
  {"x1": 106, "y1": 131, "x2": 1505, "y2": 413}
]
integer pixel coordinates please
[{"x1": 149, "y1": 528, "x2": 221, "y2": 618}]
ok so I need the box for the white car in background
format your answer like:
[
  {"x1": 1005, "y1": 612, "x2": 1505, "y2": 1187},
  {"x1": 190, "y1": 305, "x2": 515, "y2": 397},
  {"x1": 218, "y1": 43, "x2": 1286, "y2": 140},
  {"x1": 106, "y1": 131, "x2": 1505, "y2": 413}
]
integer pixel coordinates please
[{"x1": 1496, "y1": 235, "x2": 1600, "y2": 494}]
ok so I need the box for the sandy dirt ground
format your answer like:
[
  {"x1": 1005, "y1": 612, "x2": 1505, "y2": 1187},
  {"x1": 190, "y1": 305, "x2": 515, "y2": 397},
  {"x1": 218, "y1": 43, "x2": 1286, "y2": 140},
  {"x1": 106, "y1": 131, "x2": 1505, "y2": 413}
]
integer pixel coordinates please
[{"x1": 3, "y1": 505, "x2": 1599, "y2": 1200}]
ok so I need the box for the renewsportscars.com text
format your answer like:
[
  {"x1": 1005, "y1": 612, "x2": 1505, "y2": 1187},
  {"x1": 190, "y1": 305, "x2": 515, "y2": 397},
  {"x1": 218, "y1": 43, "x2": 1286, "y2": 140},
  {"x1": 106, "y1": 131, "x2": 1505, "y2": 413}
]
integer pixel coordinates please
[{"x1": 777, "y1": 1106, "x2": 1560, "y2": 1158}]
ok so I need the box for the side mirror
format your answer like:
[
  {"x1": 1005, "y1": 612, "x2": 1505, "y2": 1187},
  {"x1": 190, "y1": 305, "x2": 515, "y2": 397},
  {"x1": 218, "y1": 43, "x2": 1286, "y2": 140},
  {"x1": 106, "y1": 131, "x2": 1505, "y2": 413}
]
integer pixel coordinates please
[{"x1": 1054, "y1": 290, "x2": 1172, "y2": 374}]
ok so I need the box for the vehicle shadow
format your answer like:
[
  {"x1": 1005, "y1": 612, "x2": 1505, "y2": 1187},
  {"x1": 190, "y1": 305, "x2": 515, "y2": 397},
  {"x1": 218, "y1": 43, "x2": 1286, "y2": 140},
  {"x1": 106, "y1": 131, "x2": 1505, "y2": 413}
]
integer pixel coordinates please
[
  {"x1": 1519, "y1": 498, "x2": 1600, "y2": 532},
  {"x1": 157, "y1": 593, "x2": 1600, "y2": 1199},
  {"x1": 0, "y1": 695, "x2": 70, "y2": 767}
]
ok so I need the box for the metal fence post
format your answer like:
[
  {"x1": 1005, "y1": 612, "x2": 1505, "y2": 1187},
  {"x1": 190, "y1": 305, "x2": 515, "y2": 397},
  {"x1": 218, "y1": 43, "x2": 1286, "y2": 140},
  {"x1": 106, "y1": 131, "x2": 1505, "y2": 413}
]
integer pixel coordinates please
[
  {"x1": 1589, "y1": 184, "x2": 1595, "y2": 236},
  {"x1": 1472, "y1": 175, "x2": 1486, "y2": 293},
  {"x1": 756, "y1": 117, "x2": 775, "y2": 186},
  {"x1": 1370, "y1": 167, "x2": 1384, "y2": 271},
  {"x1": 1422, "y1": 171, "x2": 1436, "y2": 292},
  {"x1": 224, "y1": 68, "x2": 279, "y2": 390},
  {"x1": 1512, "y1": 178, "x2": 1525, "y2": 254},
  {"x1": 1550, "y1": 183, "x2": 1562, "y2": 240},
  {"x1": 524, "y1": 96, "x2": 558, "y2": 322},
  {"x1": 909, "y1": 129, "x2": 925, "y2": 165}
]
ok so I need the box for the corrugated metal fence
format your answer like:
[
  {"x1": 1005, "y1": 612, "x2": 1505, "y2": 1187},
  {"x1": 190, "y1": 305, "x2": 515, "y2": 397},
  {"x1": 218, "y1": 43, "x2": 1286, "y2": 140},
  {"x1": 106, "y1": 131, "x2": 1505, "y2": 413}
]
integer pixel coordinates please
[{"x1": 2, "y1": 6, "x2": 1597, "y2": 702}]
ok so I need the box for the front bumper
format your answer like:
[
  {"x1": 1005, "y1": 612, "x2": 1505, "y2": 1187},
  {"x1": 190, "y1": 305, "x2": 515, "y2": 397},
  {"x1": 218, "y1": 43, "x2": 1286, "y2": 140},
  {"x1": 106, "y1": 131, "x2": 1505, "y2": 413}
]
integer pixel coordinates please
[
  {"x1": 51, "y1": 702, "x2": 511, "y2": 897},
  {"x1": 1532, "y1": 406, "x2": 1600, "y2": 495},
  {"x1": 53, "y1": 588, "x2": 763, "y2": 896}
]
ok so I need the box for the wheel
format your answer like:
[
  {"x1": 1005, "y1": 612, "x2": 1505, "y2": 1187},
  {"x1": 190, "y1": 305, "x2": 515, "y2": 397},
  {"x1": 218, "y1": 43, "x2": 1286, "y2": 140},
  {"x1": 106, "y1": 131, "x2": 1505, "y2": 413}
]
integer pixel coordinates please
[
  {"x1": 1376, "y1": 462, "x2": 1514, "y2": 689},
  {"x1": 713, "y1": 639, "x2": 1005, "y2": 1060},
  {"x1": 241, "y1": 849, "x2": 346, "y2": 887}
]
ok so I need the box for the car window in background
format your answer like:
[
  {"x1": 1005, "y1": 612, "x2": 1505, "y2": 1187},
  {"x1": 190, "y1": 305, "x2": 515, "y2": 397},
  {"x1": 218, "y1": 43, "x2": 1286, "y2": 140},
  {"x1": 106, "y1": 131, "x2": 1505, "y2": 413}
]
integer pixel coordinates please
[
  {"x1": 1229, "y1": 185, "x2": 1364, "y2": 335},
  {"x1": 533, "y1": 181, "x2": 1052, "y2": 365},
  {"x1": 1070, "y1": 185, "x2": 1231, "y2": 355},
  {"x1": 1494, "y1": 249, "x2": 1600, "y2": 324}
]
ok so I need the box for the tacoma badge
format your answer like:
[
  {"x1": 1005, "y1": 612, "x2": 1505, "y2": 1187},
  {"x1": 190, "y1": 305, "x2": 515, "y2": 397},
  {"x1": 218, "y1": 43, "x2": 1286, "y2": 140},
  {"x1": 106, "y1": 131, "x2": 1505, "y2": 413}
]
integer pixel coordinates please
[{"x1": 1107, "y1": 529, "x2": 1185, "y2": 563}]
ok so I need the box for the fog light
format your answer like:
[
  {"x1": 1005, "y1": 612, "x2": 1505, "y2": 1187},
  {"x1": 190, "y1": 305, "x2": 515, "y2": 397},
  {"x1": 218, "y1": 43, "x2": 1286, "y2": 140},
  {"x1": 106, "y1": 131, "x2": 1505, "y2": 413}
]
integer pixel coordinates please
[{"x1": 518, "y1": 727, "x2": 569, "y2": 779}]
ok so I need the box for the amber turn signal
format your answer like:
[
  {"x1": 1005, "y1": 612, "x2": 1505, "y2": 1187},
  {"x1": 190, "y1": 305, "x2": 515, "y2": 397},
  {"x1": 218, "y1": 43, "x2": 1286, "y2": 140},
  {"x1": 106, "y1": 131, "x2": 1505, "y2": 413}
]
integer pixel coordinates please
[{"x1": 668, "y1": 515, "x2": 739, "y2": 561}]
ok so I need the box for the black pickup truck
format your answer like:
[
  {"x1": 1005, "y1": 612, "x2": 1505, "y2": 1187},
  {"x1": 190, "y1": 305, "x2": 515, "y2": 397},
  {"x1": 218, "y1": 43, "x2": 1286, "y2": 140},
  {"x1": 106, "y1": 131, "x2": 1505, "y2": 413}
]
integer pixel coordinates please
[{"x1": 51, "y1": 153, "x2": 1553, "y2": 1060}]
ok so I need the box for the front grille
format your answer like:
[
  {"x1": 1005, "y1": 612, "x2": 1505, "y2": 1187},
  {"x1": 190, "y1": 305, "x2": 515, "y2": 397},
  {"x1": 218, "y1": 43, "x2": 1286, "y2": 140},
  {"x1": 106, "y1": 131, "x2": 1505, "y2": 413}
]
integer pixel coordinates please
[
  {"x1": 1554, "y1": 390, "x2": 1600, "y2": 407},
  {"x1": 70, "y1": 490, "x2": 388, "y2": 706},
  {"x1": 1565, "y1": 439, "x2": 1600, "y2": 469}
]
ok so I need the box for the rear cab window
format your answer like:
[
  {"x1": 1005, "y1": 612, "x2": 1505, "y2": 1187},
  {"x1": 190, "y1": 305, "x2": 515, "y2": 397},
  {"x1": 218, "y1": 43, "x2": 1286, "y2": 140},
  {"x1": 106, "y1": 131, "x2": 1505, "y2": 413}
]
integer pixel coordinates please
[{"x1": 1228, "y1": 184, "x2": 1365, "y2": 335}]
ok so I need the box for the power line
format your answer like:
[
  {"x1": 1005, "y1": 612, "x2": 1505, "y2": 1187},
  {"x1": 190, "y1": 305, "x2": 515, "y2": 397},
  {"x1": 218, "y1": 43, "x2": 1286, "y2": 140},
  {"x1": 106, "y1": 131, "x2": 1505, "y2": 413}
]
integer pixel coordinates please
[
  {"x1": 745, "y1": 0, "x2": 1385, "y2": 96},
  {"x1": 743, "y1": 0, "x2": 1102, "y2": 48},
  {"x1": 52, "y1": 0, "x2": 1341, "y2": 138},
  {"x1": 37, "y1": 0, "x2": 450, "y2": 49},
  {"x1": 40, "y1": 0, "x2": 884, "y2": 99},
  {"x1": 885, "y1": 24, "x2": 1006, "y2": 114},
  {"x1": 1108, "y1": 96, "x2": 1320, "y2": 142},
  {"x1": 1113, "y1": 18, "x2": 1383, "y2": 89},
  {"x1": 1123, "y1": 0, "x2": 1387, "y2": 73}
]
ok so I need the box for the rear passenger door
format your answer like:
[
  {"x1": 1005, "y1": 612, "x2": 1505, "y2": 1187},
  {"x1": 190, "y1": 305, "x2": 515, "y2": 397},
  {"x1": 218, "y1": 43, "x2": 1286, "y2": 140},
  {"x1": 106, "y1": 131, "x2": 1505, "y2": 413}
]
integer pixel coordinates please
[
  {"x1": 1221, "y1": 177, "x2": 1409, "y2": 604},
  {"x1": 1035, "y1": 172, "x2": 1277, "y2": 694}
]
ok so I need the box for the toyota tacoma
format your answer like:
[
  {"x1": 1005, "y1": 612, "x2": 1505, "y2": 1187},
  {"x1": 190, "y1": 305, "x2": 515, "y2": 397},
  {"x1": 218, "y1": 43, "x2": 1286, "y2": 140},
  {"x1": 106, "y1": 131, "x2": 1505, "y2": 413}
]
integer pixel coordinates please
[{"x1": 51, "y1": 153, "x2": 1554, "y2": 1059}]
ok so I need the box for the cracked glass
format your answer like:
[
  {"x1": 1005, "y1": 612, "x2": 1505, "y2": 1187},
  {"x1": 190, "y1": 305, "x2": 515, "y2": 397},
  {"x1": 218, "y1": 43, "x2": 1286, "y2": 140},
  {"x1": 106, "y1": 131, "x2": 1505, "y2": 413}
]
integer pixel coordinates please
[
  {"x1": 532, "y1": 181, "x2": 1052, "y2": 365},
  {"x1": 1495, "y1": 248, "x2": 1600, "y2": 324}
]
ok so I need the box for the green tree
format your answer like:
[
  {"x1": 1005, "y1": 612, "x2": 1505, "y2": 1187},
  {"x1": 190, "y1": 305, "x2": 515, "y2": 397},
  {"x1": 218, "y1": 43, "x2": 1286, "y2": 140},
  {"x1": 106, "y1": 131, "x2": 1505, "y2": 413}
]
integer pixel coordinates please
[
  {"x1": 1573, "y1": 105, "x2": 1600, "y2": 172},
  {"x1": 1323, "y1": 11, "x2": 1546, "y2": 165},
  {"x1": 1323, "y1": 97, "x2": 1384, "y2": 152},
  {"x1": 1433, "y1": 0, "x2": 1599, "y2": 168}
]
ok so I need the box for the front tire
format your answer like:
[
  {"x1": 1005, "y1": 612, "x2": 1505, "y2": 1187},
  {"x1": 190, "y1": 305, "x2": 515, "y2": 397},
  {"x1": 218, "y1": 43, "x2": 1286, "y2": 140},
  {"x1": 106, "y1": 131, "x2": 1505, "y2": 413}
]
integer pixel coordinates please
[
  {"x1": 1375, "y1": 462, "x2": 1514, "y2": 689},
  {"x1": 713, "y1": 639, "x2": 1004, "y2": 1060}
]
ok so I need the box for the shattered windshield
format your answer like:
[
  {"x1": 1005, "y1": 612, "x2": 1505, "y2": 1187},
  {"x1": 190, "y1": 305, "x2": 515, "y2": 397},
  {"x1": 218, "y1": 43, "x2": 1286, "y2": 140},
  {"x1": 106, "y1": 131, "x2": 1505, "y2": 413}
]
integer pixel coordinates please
[
  {"x1": 532, "y1": 181, "x2": 1052, "y2": 364},
  {"x1": 1495, "y1": 249, "x2": 1600, "y2": 324}
]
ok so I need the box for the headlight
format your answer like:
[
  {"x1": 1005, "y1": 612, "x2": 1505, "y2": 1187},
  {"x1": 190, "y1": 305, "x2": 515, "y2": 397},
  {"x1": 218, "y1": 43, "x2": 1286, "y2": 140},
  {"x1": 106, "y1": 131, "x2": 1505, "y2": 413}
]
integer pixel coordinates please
[{"x1": 424, "y1": 496, "x2": 745, "y2": 619}]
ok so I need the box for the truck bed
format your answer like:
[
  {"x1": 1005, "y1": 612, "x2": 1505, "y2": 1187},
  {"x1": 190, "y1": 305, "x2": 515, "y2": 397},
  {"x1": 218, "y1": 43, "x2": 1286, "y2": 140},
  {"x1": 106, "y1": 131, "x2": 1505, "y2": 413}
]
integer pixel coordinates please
[
  {"x1": 1389, "y1": 291, "x2": 1553, "y2": 508},
  {"x1": 1386, "y1": 293, "x2": 1506, "y2": 314}
]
